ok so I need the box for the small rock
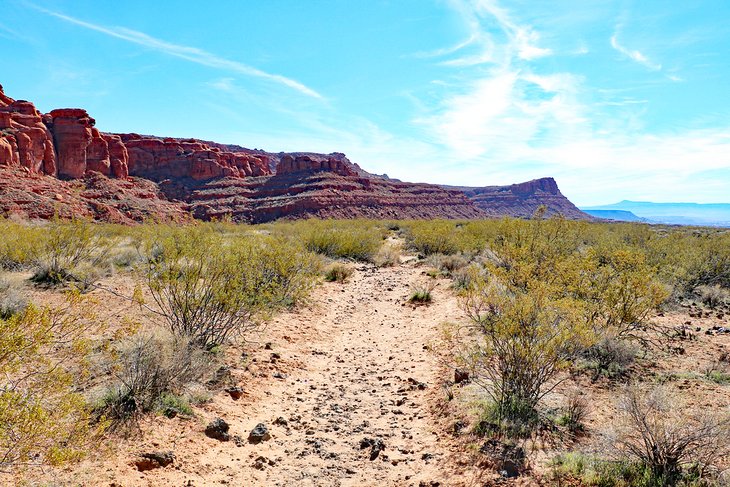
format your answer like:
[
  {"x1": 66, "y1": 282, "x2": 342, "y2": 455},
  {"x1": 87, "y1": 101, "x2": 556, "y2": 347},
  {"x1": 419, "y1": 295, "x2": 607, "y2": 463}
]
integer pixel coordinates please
[
  {"x1": 454, "y1": 368, "x2": 469, "y2": 384},
  {"x1": 360, "y1": 437, "x2": 385, "y2": 460},
  {"x1": 480, "y1": 438, "x2": 526, "y2": 478},
  {"x1": 407, "y1": 377, "x2": 427, "y2": 390},
  {"x1": 249, "y1": 423, "x2": 271, "y2": 444},
  {"x1": 134, "y1": 451, "x2": 175, "y2": 471},
  {"x1": 225, "y1": 386, "x2": 244, "y2": 400},
  {"x1": 253, "y1": 455, "x2": 275, "y2": 470},
  {"x1": 205, "y1": 418, "x2": 230, "y2": 441},
  {"x1": 273, "y1": 416, "x2": 288, "y2": 427}
]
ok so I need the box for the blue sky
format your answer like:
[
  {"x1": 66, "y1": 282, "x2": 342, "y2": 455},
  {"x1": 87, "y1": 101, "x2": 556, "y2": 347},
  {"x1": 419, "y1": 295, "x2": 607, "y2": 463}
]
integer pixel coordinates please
[{"x1": 2, "y1": 0, "x2": 729, "y2": 205}]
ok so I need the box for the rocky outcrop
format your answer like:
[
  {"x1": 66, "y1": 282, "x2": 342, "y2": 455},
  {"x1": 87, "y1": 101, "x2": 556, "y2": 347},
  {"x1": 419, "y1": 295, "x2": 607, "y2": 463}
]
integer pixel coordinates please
[
  {"x1": 275, "y1": 152, "x2": 359, "y2": 177},
  {"x1": 448, "y1": 178, "x2": 592, "y2": 220},
  {"x1": 120, "y1": 134, "x2": 271, "y2": 181},
  {"x1": 104, "y1": 133, "x2": 129, "y2": 179},
  {"x1": 0, "y1": 85, "x2": 266, "y2": 182},
  {"x1": 48, "y1": 108, "x2": 94, "y2": 179},
  {"x1": 0, "y1": 85, "x2": 56, "y2": 176}
]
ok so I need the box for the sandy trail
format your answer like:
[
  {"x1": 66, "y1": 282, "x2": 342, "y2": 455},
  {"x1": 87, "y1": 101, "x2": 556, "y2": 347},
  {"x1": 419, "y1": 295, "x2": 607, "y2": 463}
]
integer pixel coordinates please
[
  {"x1": 48, "y1": 261, "x2": 469, "y2": 487},
  {"x1": 219, "y1": 262, "x2": 462, "y2": 486}
]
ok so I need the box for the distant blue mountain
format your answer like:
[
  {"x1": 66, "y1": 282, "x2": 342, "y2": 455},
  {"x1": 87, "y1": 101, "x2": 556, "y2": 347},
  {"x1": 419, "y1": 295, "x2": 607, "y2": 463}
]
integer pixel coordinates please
[
  {"x1": 583, "y1": 209, "x2": 649, "y2": 223},
  {"x1": 581, "y1": 201, "x2": 730, "y2": 227}
]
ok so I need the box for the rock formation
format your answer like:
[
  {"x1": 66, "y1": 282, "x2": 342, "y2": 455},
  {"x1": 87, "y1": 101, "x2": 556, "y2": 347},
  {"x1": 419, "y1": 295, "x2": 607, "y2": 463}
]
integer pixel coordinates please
[
  {"x1": 0, "y1": 84, "x2": 56, "y2": 176},
  {"x1": 185, "y1": 171, "x2": 487, "y2": 223},
  {"x1": 0, "y1": 84, "x2": 591, "y2": 223},
  {"x1": 119, "y1": 134, "x2": 270, "y2": 181},
  {"x1": 448, "y1": 177, "x2": 591, "y2": 220}
]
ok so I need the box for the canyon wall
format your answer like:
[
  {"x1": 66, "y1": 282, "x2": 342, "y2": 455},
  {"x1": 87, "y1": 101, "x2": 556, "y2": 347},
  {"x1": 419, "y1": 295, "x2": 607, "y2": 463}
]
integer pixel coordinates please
[{"x1": 0, "y1": 84, "x2": 590, "y2": 223}]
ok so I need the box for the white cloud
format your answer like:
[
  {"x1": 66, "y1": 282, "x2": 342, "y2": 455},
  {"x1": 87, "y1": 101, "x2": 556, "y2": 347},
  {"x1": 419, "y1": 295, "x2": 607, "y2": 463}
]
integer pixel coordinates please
[
  {"x1": 208, "y1": 77, "x2": 236, "y2": 93},
  {"x1": 435, "y1": 0, "x2": 551, "y2": 67},
  {"x1": 28, "y1": 4, "x2": 323, "y2": 99},
  {"x1": 610, "y1": 34, "x2": 662, "y2": 71}
]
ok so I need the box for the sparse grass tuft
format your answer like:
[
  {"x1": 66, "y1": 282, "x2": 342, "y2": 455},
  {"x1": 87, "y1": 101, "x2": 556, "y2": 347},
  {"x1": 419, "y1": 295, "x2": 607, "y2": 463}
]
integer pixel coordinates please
[
  {"x1": 557, "y1": 391, "x2": 588, "y2": 434},
  {"x1": 324, "y1": 263, "x2": 353, "y2": 283},
  {"x1": 94, "y1": 333, "x2": 214, "y2": 428},
  {"x1": 374, "y1": 242, "x2": 401, "y2": 267},
  {"x1": 409, "y1": 282, "x2": 435, "y2": 304}
]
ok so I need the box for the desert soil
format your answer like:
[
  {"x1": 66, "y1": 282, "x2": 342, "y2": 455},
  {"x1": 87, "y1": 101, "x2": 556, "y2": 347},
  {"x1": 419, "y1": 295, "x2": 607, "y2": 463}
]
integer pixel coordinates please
[
  {"x1": 39, "y1": 261, "x2": 480, "y2": 487},
  {"x1": 14, "y1": 258, "x2": 730, "y2": 487}
]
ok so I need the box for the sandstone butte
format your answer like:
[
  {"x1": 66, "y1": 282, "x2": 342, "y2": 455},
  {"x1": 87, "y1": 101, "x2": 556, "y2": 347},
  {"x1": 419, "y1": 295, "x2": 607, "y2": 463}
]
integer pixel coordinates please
[{"x1": 0, "y1": 84, "x2": 590, "y2": 223}]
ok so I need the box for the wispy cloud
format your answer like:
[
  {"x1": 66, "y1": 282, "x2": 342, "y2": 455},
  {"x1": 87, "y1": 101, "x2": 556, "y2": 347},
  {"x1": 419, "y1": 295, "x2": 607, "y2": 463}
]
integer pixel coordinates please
[
  {"x1": 432, "y1": 0, "x2": 551, "y2": 67},
  {"x1": 402, "y1": 0, "x2": 730, "y2": 205},
  {"x1": 610, "y1": 33, "x2": 662, "y2": 71},
  {"x1": 27, "y1": 3, "x2": 323, "y2": 99},
  {"x1": 411, "y1": 34, "x2": 479, "y2": 59},
  {"x1": 0, "y1": 20, "x2": 37, "y2": 44}
]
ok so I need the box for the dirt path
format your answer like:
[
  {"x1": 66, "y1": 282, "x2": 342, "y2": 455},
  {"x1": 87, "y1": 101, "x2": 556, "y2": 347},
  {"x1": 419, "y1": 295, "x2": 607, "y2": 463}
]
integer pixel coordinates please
[
  {"x1": 48, "y1": 261, "x2": 470, "y2": 487},
  {"x1": 215, "y1": 262, "x2": 463, "y2": 486}
]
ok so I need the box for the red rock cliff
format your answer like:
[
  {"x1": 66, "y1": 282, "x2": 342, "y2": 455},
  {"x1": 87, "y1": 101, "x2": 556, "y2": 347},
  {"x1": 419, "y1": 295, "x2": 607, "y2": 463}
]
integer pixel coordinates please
[
  {"x1": 0, "y1": 84, "x2": 57, "y2": 176},
  {"x1": 118, "y1": 134, "x2": 270, "y2": 181}
]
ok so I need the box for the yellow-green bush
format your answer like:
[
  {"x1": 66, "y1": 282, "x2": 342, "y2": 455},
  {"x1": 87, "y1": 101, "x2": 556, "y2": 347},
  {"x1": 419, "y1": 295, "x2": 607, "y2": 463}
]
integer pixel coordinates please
[
  {"x1": 270, "y1": 219, "x2": 386, "y2": 262},
  {"x1": 0, "y1": 219, "x2": 43, "y2": 270},
  {"x1": 402, "y1": 220, "x2": 484, "y2": 256},
  {"x1": 139, "y1": 225, "x2": 320, "y2": 349},
  {"x1": 0, "y1": 295, "x2": 102, "y2": 471},
  {"x1": 29, "y1": 218, "x2": 115, "y2": 287},
  {"x1": 458, "y1": 276, "x2": 593, "y2": 437}
]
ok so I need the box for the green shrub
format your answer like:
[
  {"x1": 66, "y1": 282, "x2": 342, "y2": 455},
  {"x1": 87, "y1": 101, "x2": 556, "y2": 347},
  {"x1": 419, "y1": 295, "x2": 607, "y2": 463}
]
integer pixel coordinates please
[
  {"x1": 0, "y1": 277, "x2": 27, "y2": 319},
  {"x1": 158, "y1": 393, "x2": 194, "y2": 418},
  {"x1": 696, "y1": 285, "x2": 729, "y2": 309},
  {"x1": 276, "y1": 219, "x2": 385, "y2": 262},
  {"x1": 0, "y1": 296, "x2": 102, "y2": 471},
  {"x1": 581, "y1": 336, "x2": 637, "y2": 380},
  {"x1": 551, "y1": 453, "x2": 657, "y2": 487},
  {"x1": 30, "y1": 218, "x2": 114, "y2": 288},
  {"x1": 425, "y1": 253, "x2": 470, "y2": 276},
  {"x1": 0, "y1": 219, "x2": 43, "y2": 270},
  {"x1": 610, "y1": 386, "x2": 730, "y2": 485},
  {"x1": 557, "y1": 391, "x2": 588, "y2": 434},
  {"x1": 141, "y1": 226, "x2": 319, "y2": 349},
  {"x1": 403, "y1": 220, "x2": 482, "y2": 256},
  {"x1": 457, "y1": 275, "x2": 593, "y2": 437}
]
